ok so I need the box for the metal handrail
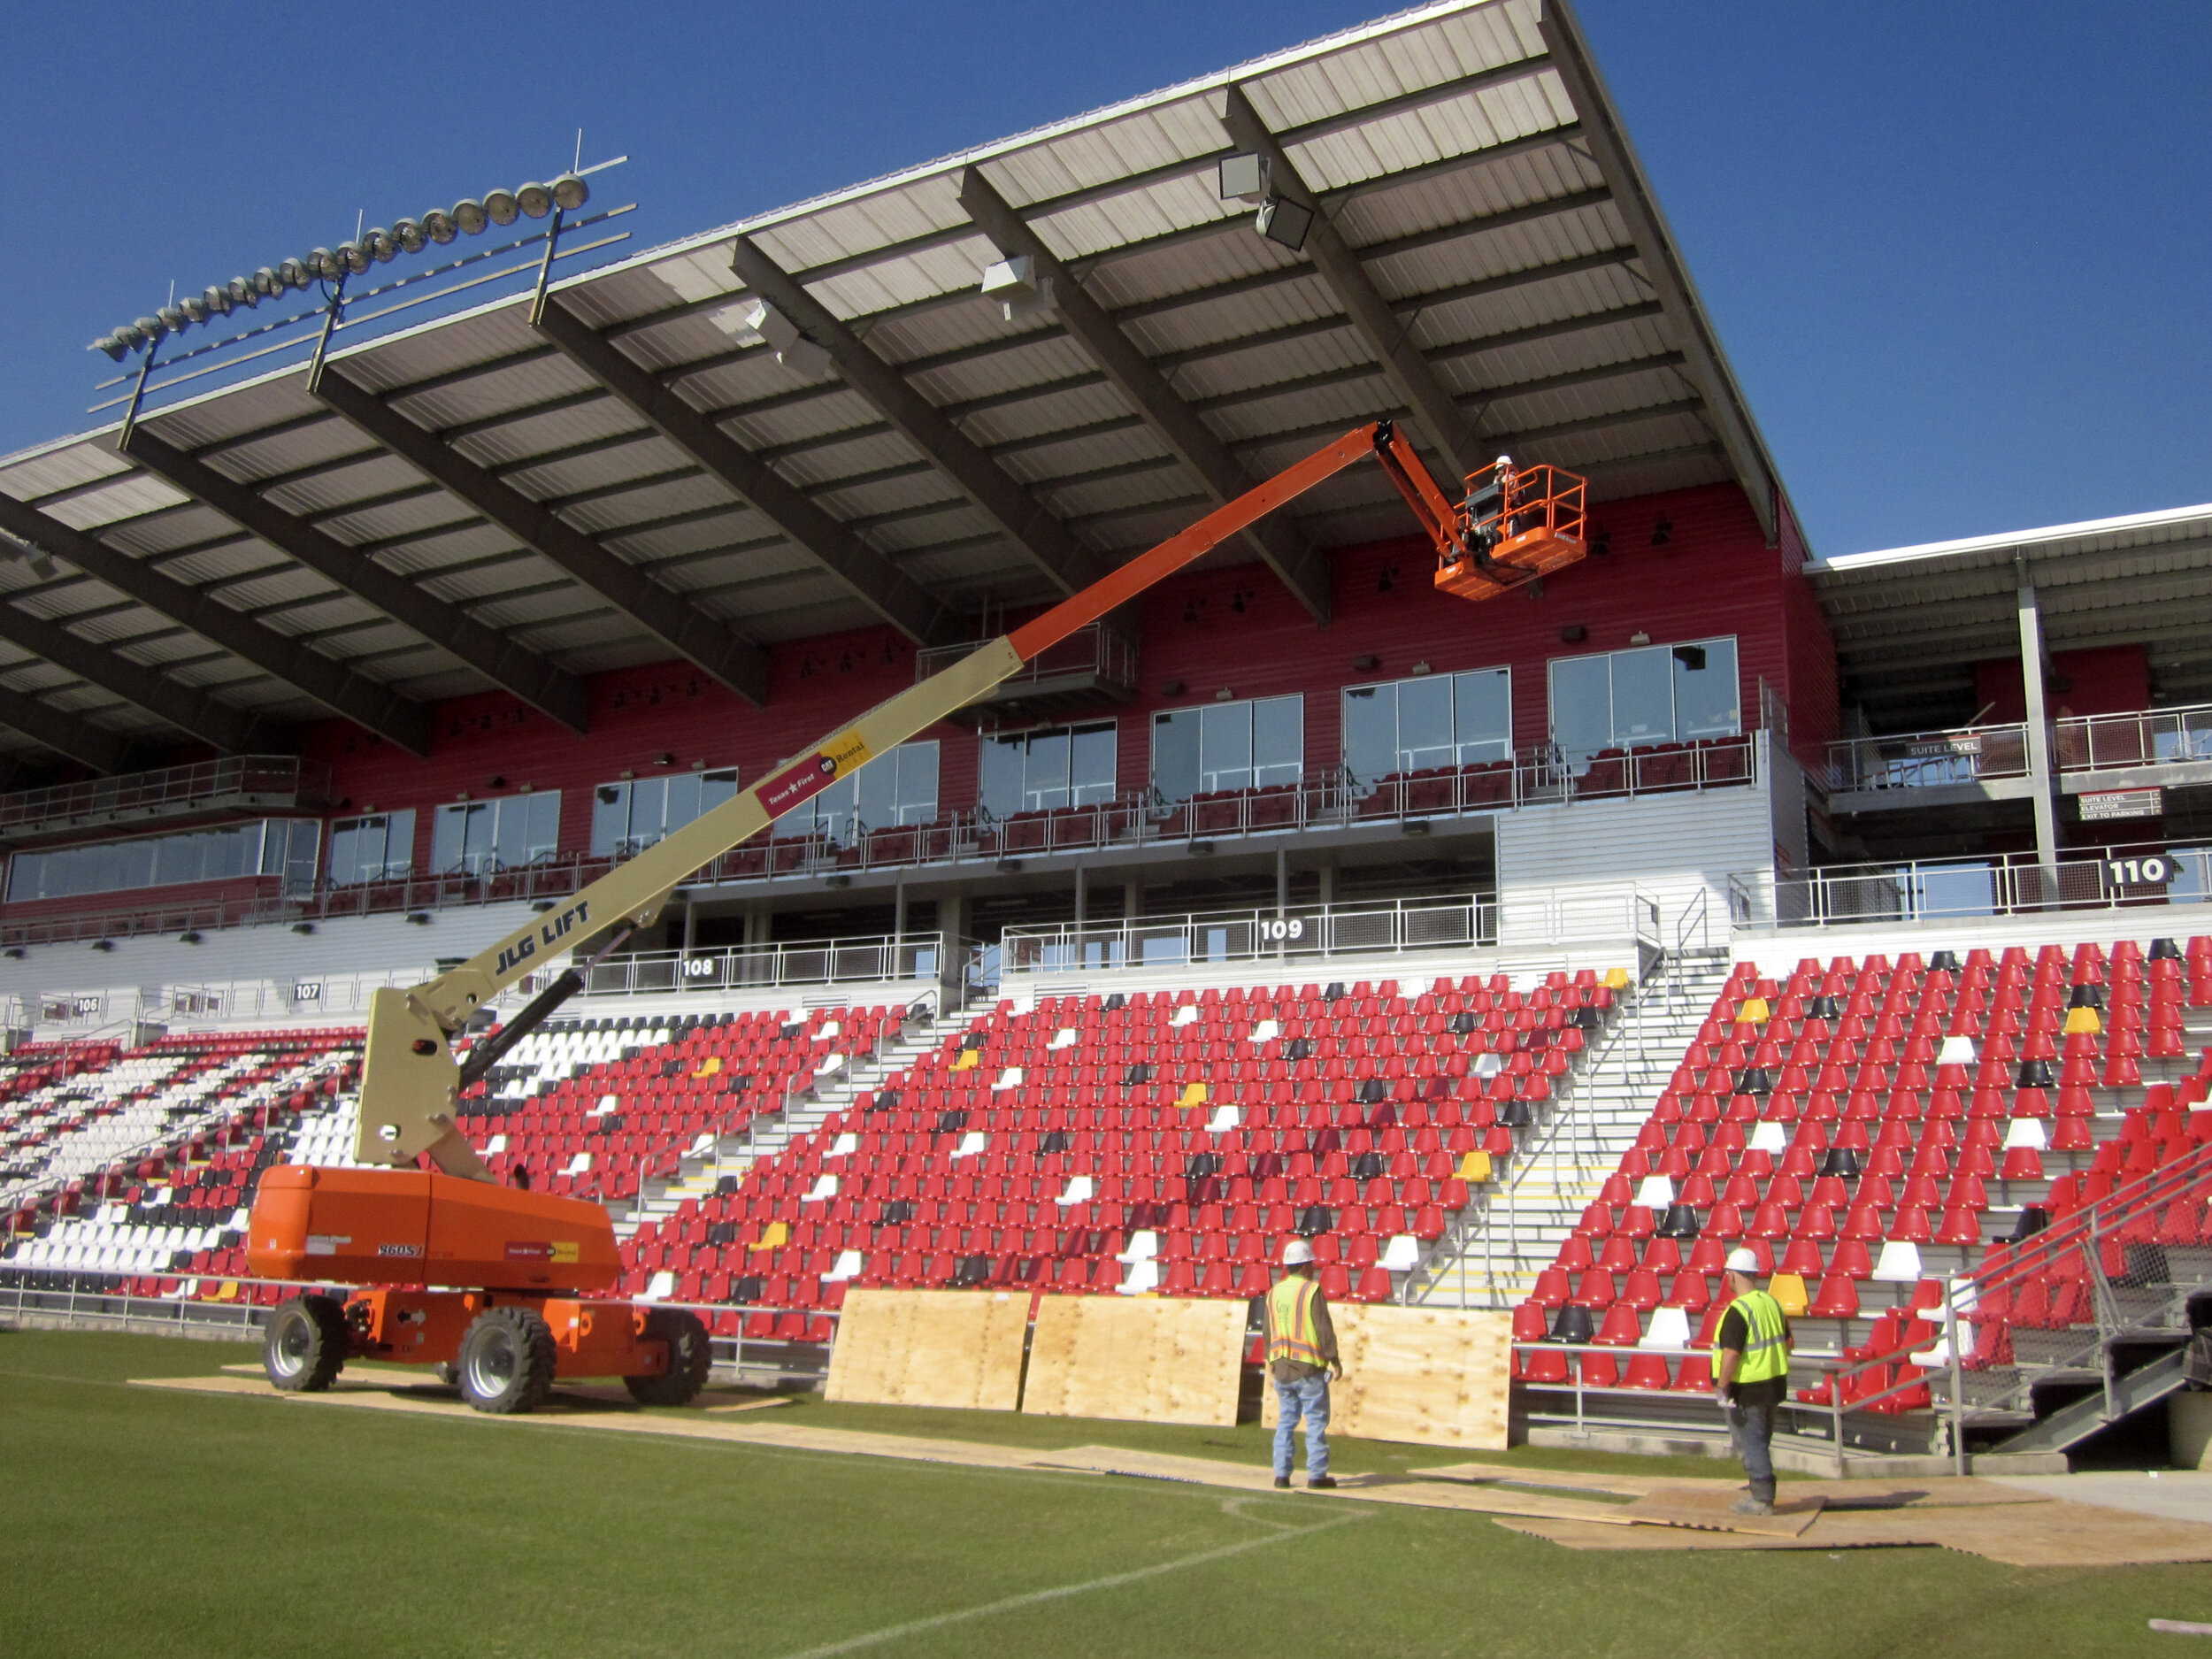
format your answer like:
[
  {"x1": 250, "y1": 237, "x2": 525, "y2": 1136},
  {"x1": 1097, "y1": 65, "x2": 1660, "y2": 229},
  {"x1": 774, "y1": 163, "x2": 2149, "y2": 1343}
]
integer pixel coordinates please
[
  {"x1": 0, "y1": 756, "x2": 331, "y2": 837},
  {"x1": 1764, "y1": 844, "x2": 2212, "y2": 928}
]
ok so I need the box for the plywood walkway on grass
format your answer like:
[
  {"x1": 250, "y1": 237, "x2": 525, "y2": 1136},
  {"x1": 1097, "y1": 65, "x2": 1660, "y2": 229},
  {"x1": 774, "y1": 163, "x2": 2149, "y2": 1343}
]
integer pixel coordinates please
[{"x1": 134, "y1": 1373, "x2": 2212, "y2": 1565}]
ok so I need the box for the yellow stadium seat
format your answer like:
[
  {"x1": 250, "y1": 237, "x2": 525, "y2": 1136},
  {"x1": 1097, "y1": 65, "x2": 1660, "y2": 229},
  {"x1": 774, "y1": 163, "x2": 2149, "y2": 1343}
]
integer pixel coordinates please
[
  {"x1": 1769, "y1": 1272, "x2": 1809, "y2": 1317},
  {"x1": 749, "y1": 1221, "x2": 788, "y2": 1252},
  {"x1": 1456, "y1": 1150, "x2": 1493, "y2": 1183},
  {"x1": 950, "y1": 1048, "x2": 979, "y2": 1071},
  {"x1": 1177, "y1": 1081, "x2": 1209, "y2": 1108},
  {"x1": 2063, "y1": 1005, "x2": 2102, "y2": 1035}
]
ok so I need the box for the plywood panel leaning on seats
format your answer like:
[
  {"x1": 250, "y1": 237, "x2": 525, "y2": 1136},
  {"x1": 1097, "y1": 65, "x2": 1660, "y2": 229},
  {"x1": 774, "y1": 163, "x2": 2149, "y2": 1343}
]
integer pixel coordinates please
[
  {"x1": 824, "y1": 1287, "x2": 1028, "y2": 1411},
  {"x1": 1020, "y1": 1295, "x2": 1246, "y2": 1426},
  {"x1": 1261, "y1": 1305, "x2": 1512, "y2": 1450}
]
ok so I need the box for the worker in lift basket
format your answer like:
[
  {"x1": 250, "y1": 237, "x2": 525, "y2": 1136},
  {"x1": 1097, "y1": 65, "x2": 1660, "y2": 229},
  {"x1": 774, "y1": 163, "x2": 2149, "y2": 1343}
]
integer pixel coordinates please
[
  {"x1": 1265, "y1": 1239, "x2": 1342, "y2": 1490},
  {"x1": 1712, "y1": 1246, "x2": 1794, "y2": 1516}
]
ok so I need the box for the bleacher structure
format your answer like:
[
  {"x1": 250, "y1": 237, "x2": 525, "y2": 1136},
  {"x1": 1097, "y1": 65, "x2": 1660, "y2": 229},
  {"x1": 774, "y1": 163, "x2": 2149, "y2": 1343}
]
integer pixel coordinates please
[{"x1": 4, "y1": 918, "x2": 2212, "y2": 1467}]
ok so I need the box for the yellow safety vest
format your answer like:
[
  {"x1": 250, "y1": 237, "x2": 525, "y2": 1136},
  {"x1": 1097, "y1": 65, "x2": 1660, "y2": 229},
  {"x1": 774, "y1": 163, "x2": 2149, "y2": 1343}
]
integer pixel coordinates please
[
  {"x1": 1715, "y1": 1287, "x2": 1790, "y2": 1386},
  {"x1": 1267, "y1": 1275, "x2": 1330, "y2": 1371}
]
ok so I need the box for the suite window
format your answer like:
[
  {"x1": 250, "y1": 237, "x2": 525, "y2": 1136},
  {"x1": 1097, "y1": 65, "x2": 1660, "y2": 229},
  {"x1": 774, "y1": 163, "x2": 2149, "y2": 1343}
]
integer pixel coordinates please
[
  {"x1": 1340, "y1": 670, "x2": 1510, "y2": 785},
  {"x1": 980, "y1": 723, "x2": 1115, "y2": 818},
  {"x1": 1548, "y1": 637, "x2": 1740, "y2": 765},
  {"x1": 777, "y1": 742, "x2": 939, "y2": 842},
  {"x1": 1151, "y1": 695, "x2": 1302, "y2": 803},
  {"x1": 8, "y1": 818, "x2": 319, "y2": 902},
  {"x1": 327, "y1": 810, "x2": 416, "y2": 886},
  {"x1": 592, "y1": 769, "x2": 738, "y2": 858},
  {"x1": 430, "y1": 791, "x2": 562, "y2": 876}
]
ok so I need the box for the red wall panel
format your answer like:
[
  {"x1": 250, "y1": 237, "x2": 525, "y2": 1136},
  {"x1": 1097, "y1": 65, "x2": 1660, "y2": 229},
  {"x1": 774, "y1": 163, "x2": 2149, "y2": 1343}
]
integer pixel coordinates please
[
  {"x1": 1975, "y1": 644, "x2": 2150, "y2": 726},
  {"x1": 271, "y1": 479, "x2": 1806, "y2": 864}
]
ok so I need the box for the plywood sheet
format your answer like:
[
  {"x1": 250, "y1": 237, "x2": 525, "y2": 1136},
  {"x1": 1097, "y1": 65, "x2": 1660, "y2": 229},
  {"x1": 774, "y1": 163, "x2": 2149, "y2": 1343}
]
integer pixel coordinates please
[
  {"x1": 1623, "y1": 1486, "x2": 1824, "y2": 1536},
  {"x1": 1263, "y1": 1304, "x2": 1511, "y2": 1450},
  {"x1": 823, "y1": 1288, "x2": 1028, "y2": 1411},
  {"x1": 1019, "y1": 1295, "x2": 1245, "y2": 1426}
]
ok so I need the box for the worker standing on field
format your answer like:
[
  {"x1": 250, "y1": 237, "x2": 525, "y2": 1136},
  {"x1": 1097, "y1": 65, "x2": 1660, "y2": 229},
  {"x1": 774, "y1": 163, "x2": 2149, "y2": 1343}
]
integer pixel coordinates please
[
  {"x1": 1712, "y1": 1246, "x2": 1793, "y2": 1516},
  {"x1": 1266, "y1": 1240, "x2": 1342, "y2": 1490}
]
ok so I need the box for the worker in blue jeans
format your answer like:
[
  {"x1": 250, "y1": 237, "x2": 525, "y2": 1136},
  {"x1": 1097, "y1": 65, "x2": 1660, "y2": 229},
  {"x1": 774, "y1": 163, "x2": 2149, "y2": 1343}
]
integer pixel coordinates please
[
  {"x1": 1712, "y1": 1247, "x2": 1794, "y2": 1517},
  {"x1": 1265, "y1": 1240, "x2": 1342, "y2": 1489}
]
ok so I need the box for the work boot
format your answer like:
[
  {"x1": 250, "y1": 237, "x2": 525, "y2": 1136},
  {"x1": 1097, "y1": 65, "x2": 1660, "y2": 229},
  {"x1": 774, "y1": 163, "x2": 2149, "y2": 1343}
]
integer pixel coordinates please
[
  {"x1": 1308, "y1": 1475, "x2": 1338, "y2": 1490},
  {"x1": 1731, "y1": 1496, "x2": 1777, "y2": 1517},
  {"x1": 1273, "y1": 1477, "x2": 1290, "y2": 1490}
]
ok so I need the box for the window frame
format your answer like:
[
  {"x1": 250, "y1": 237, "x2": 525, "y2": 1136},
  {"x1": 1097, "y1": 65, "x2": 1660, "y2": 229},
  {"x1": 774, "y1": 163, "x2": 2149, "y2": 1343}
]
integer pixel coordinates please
[
  {"x1": 1339, "y1": 668, "x2": 1512, "y2": 787},
  {"x1": 429, "y1": 790, "x2": 563, "y2": 877},
  {"x1": 978, "y1": 722, "x2": 1118, "y2": 819},
  {"x1": 1544, "y1": 634, "x2": 1740, "y2": 766},
  {"x1": 1148, "y1": 694, "x2": 1303, "y2": 803}
]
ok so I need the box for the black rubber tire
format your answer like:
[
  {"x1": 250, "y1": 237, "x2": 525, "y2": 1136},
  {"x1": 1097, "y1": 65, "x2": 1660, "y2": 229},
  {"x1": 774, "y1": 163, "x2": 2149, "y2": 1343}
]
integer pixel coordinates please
[
  {"x1": 456, "y1": 1305, "x2": 557, "y2": 1414},
  {"x1": 264, "y1": 1294, "x2": 348, "y2": 1393},
  {"x1": 625, "y1": 1306, "x2": 712, "y2": 1406}
]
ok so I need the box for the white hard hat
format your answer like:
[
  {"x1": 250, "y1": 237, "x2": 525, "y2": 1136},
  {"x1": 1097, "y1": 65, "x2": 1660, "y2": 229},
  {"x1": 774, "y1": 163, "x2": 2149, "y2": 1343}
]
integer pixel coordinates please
[
  {"x1": 1724, "y1": 1247, "x2": 1761, "y2": 1275},
  {"x1": 1282, "y1": 1239, "x2": 1316, "y2": 1266}
]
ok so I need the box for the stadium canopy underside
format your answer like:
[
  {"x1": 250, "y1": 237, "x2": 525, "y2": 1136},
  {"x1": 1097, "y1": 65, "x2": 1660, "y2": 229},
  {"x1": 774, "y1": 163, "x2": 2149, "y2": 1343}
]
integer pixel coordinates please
[
  {"x1": 1812, "y1": 503, "x2": 2212, "y2": 734},
  {"x1": 0, "y1": 0, "x2": 1778, "y2": 772}
]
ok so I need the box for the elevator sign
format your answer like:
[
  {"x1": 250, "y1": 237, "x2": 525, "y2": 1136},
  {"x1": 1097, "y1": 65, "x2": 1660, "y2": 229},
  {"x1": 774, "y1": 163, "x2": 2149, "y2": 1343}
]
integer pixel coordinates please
[{"x1": 2080, "y1": 787, "x2": 2162, "y2": 822}]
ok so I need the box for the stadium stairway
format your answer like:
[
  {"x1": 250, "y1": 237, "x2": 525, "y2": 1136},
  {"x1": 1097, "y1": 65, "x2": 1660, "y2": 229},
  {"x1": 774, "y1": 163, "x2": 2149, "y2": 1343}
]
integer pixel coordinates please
[
  {"x1": 1406, "y1": 947, "x2": 1735, "y2": 1310},
  {"x1": 611, "y1": 1002, "x2": 942, "y2": 1248},
  {"x1": 1499, "y1": 936, "x2": 2212, "y2": 1461},
  {"x1": 641, "y1": 962, "x2": 1651, "y2": 1340}
]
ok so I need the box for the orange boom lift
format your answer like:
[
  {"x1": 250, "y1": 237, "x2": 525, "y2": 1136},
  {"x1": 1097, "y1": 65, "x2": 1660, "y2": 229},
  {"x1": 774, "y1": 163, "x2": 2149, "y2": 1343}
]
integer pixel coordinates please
[{"x1": 248, "y1": 422, "x2": 1585, "y2": 1412}]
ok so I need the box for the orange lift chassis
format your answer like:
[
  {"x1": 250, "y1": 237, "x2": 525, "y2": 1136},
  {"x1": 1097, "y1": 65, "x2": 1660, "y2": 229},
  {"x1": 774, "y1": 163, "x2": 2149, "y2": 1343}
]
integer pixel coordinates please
[{"x1": 248, "y1": 421, "x2": 1586, "y2": 1412}]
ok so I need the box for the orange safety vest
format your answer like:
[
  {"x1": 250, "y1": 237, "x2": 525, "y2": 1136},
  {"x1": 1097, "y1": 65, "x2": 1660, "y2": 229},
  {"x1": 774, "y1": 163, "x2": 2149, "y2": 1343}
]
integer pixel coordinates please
[{"x1": 1267, "y1": 1274, "x2": 1329, "y2": 1370}]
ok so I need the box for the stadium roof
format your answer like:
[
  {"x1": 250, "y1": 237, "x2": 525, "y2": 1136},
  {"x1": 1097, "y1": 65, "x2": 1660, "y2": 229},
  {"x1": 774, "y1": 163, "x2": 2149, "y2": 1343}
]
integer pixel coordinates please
[
  {"x1": 0, "y1": 0, "x2": 1783, "y2": 772},
  {"x1": 1810, "y1": 501, "x2": 2212, "y2": 732}
]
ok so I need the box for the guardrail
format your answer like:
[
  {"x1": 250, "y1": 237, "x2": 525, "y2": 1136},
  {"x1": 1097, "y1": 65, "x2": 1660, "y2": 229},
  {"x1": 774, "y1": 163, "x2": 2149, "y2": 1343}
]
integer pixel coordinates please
[
  {"x1": 0, "y1": 737, "x2": 1763, "y2": 950},
  {"x1": 2056, "y1": 703, "x2": 2212, "y2": 775},
  {"x1": 1765, "y1": 845, "x2": 2212, "y2": 927},
  {"x1": 916, "y1": 619, "x2": 1137, "y2": 696},
  {"x1": 0, "y1": 756, "x2": 331, "y2": 841},
  {"x1": 514, "y1": 934, "x2": 950, "y2": 1000},
  {"x1": 1820, "y1": 724, "x2": 2031, "y2": 795}
]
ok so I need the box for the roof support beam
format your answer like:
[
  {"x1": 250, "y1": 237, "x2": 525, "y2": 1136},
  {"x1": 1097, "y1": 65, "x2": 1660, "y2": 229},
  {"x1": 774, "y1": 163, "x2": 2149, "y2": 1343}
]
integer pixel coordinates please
[
  {"x1": 0, "y1": 595, "x2": 272, "y2": 754},
  {"x1": 726, "y1": 236, "x2": 1103, "y2": 598},
  {"x1": 0, "y1": 492, "x2": 435, "y2": 756},
  {"x1": 956, "y1": 166, "x2": 1331, "y2": 623},
  {"x1": 528, "y1": 299, "x2": 952, "y2": 646},
  {"x1": 1219, "y1": 84, "x2": 1480, "y2": 483},
  {"x1": 1537, "y1": 1, "x2": 1778, "y2": 543},
  {"x1": 117, "y1": 428, "x2": 590, "y2": 734},
  {"x1": 0, "y1": 680, "x2": 134, "y2": 772},
  {"x1": 310, "y1": 364, "x2": 771, "y2": 708}
]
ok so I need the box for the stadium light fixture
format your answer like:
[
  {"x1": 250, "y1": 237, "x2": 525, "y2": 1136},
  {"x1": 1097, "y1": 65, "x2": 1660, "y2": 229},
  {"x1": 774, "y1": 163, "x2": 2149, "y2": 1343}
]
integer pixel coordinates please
[
  {"x1": 87, "y1": 172, "x2": 592, "y2": 360},
  {"x1": 1217, "y1": 152, "x2": 1270, "y2": 204},
  {"x1": 1255, "y1": 195, "x2": 1314, "y2": 252},
  {"x1": 740, "y1": 298, "x2": 830, "y2": 377},
  {"x1": 979, "y1": 254, "x2": 1054, "y2": 321}
]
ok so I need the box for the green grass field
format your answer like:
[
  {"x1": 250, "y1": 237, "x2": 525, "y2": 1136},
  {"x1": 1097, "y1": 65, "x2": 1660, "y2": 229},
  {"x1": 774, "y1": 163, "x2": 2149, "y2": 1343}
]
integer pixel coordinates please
[{"x1": 1, "y1": 1326, "x2": 2204, "y2": 1658}]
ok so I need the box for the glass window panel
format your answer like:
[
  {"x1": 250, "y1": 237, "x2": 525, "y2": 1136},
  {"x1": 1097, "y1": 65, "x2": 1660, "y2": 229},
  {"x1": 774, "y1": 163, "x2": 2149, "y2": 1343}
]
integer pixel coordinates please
[
  {"x1": 1673, "y1": 638, "x2": 1740, "y2": 738},
  {"x1": 526, "y1": 792, "x2": 560, "y2": 862},
  {"x1": 701, "y1": 769, "x2": 738, "y2": 814},
  {"x1": 663, "y1": 772, "x2": 701, "y2": 833},
  {"x1": 1252, "y1": 695, "x2": 1302, "y2": 786},
  {"x1": 1548, "y1": 655, "x2": 1613, "y2": 767},
  {"x1": 1070, "y1": 725, "x2": 1116, "y2": 805},
  {"x1": 626, "y1": 778, "x2": 666, "y2": 851},
  {"x1": 590, "y1": 785, "x2": 629, "y2": 857},
  {"x1": 381, "y1": 810, "x2": 414, "y2": 879},
  {"x1": 1341, "y1": 684, "x2": 1396, "y2": 786},
  {"x1": 1151, "y1": 709, "x2": 1202, "y2": 803},
  {"x1": 432, "y1": 805, "x2": 466, "y2": 873},
  {"x1": 8, "y1": 852, "x2": 40, "y2": 902},
  {"x1": 152, "y1": 833, "x2": 199, "y2": 886},
  {"x1": 1023, "y1": 728, "x2": 1070, "y2": 811},
  {"x1": 854, "y1": 750, "x2": 897, "y2": 829},
  {"x1": 979, "y1": 734, "x2": 1025, "y2": 819},
  {"x1": 1199, "y1": 703, "x2": 1252, "y2": 792},
  {"x1": 1610, "y1": 646, "x2": 1674, "y2": 749},
  {"x1": 895, "y1": 744, "x2": 937, "y2": 824},
  {"x1": 1396, "y1": 676, "x2": 1455, "y2": 770},
  {"x1": 1452, "y1": 670, "x2": 1512, "y2": 763}
]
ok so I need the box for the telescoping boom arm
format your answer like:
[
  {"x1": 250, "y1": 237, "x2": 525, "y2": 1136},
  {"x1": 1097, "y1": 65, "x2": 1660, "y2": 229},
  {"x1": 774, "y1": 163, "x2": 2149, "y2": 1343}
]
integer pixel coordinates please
[{"x1": 354, "y1": 420, "x2": 1498, "y2": 1178}]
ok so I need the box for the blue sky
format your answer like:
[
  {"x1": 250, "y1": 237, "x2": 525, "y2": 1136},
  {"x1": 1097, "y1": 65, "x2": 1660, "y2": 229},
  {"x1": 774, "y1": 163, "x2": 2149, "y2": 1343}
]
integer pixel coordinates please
[{"x1": 1, "y1": 1, "x2": 2204, "y2": 556}]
